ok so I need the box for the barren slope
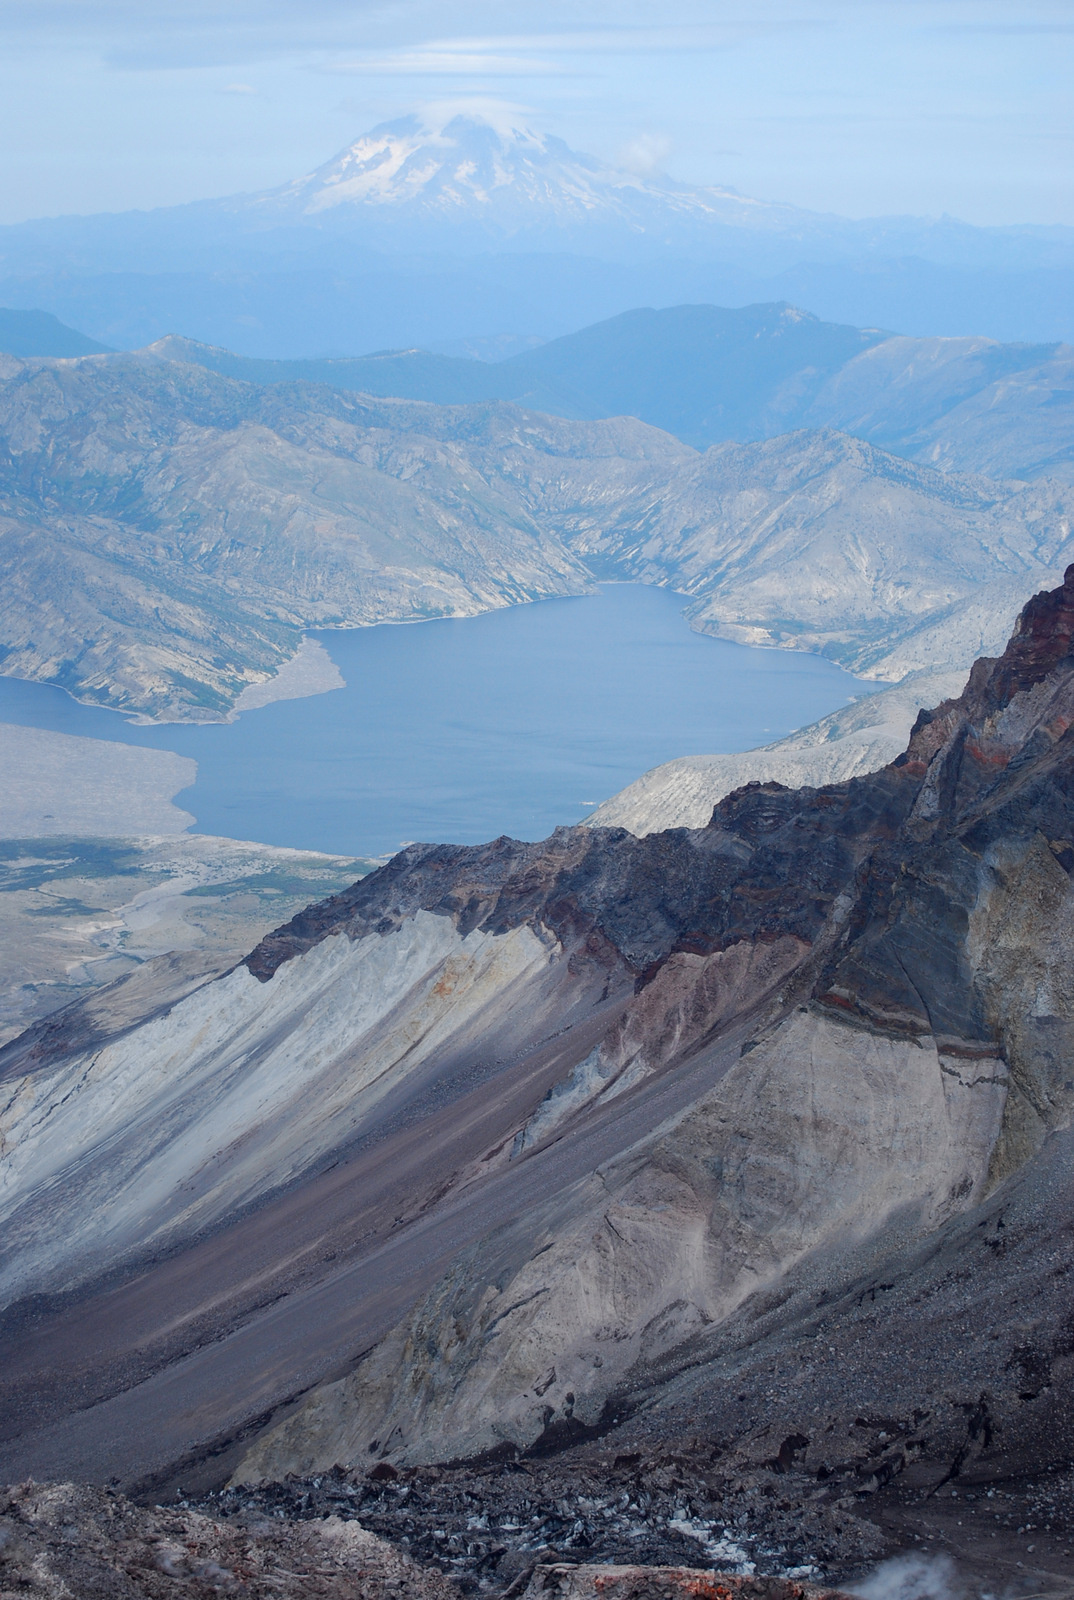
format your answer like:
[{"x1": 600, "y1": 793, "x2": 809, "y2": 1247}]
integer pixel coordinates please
[
  {"x1": 1, "y1": 574, "x2": 1073, "y2": 1524},
  {"x1": 237, "y1": 567, "x2": 1074, "y2": 1480},
  {"x1": 0, "y1": 355, "x2": 649, "y2": 719},
  {"x1": 804, "y1": 334, "x2": 1074, "y2": 483},
  {"x1": 568, "y1": 429, "x2": 1074, "y2": 680},
  {"x1": 2, "y1": 352, "x2": 1072, "y2": 720}
]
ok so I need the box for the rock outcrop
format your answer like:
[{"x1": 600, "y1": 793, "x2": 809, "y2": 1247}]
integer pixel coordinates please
[
  {"x1": 0, "y1": 1480, "x2": 458, "y2": 1600},
  {"x1": 519, "y1": 1570, "x2": 851, "y2": 1600},
  {"x1": 206, "y1": 1458, "x2": 888, "y2": 1594}
]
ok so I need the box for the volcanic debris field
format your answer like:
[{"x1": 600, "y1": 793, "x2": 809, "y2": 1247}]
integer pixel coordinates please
[
  {"x1": 197, "y1": 1454, "x2": 875, "y2": 1593},
  {"x1": 188, "y1": 1450, "x2": 1074, "y2": 1596}
]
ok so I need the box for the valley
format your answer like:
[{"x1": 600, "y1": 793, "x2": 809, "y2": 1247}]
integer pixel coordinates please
[
  {"x1": 0, "y1": 586, "x2": 872, "y2": 857},
  {"x1": 4, "y1": 293, "x2": 1074, "y2": 1595},
  {"x1": 1, "y1": 335, "x2": 1072, "y2": 725},
  {"x1": 0, "y1": 835, "x2": 373, "y2": 1048}
]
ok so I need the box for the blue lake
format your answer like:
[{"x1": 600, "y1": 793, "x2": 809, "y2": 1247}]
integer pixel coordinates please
[{"x1": 0, "y1": 586, "x2": 875, "y2": 857}]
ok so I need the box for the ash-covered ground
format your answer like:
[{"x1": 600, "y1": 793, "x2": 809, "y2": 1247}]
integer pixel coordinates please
[{"x1": 0, "y1": 1479, "x2": 457, "y2": 1600}]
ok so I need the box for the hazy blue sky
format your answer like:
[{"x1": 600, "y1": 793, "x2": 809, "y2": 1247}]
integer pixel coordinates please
[{"x1": 0, "y1": 0, "x2": 1070, "y2": 226}]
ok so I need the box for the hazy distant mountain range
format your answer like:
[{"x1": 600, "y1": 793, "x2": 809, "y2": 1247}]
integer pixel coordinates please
[
  {"x1": 139, "y1": 303, "x2": 1074, "y2": 480},
  {"x1": 146, "y1": 304, "x2": 885, "y2": 450},
  {"x1": 10, "y1": 296, "x2": 1072, "y2": 481},
  {"x1": 1, "y1": 113, "x2": 1073, "y2": 353},
  {"x1": 0, "y1": 308, "x2": 112, "y2": 358}
]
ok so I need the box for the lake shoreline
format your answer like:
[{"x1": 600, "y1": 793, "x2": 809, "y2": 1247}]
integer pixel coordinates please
[{"x1": 0, "y1": 587, "x2": 873, "y2": 856}]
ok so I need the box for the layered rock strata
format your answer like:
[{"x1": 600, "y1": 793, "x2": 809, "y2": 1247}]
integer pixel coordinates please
[{"x1": 238, "y1": 567, "x2": 1074, "y2": 1477}]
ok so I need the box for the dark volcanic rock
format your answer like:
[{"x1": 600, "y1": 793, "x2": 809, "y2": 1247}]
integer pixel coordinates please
[
  {"x1": 251, "y1": 570, "x2": 1074, "y2": 1001},
  {"x1": 518, "y1": 1570, "x2": 853, "y2": 1599},
  {"x1": 245, "y1": 766, "x2": 916, "y2": 987},
  {"x1": 204, "y1": 1456, "x2": 879, "y2": 1596}
]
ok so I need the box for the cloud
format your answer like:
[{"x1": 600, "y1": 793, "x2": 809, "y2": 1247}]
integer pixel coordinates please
[
  {"x1": 416, "y1": 96, "x2": 542, "y2": 135},
  {"x1": 374, "y1": 23, "x2": 827, "y2": 59},
  {"x1": 313, "y1": 22, "x2": 826, "y2": 84},
  {"x1": 0, "y1": 6, "x2": 829, "y2": 71},
  {"x1": 0, "y1": 0, "x2": 395, "y2": 69},
  {"x1": 221, "y1": 81, "x2": 256, "y2": 93},
  {"x1": 931, "y1": 21, "x2": 1074, "y2": 32},
  {"x1": 324, "y1": 49, "x2": 576, "y2": 78},
  {"x1": 497, "y1": 23, "x2": 820, "y2": 50},
  {"x1": 617, "y1": 132, "x2": 673, "y2": 174}
]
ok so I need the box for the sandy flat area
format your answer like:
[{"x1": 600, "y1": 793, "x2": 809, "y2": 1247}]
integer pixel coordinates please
[
  {"x1": 1, "y1": 722, "x2": 196, "y2": 835},
  {"x1": 232, "y1": 637, "x2": 345, "y2": 713},
  {"x1": 0, "y1": 834, "x2": 375, "y2": 1046}
]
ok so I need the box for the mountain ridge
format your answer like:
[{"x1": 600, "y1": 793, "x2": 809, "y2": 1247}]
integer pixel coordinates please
[
  {"x1": 0, "y1": 307, "x2": 112, "y2": 358},
  {"x1": 230, "y1": 565, "x2": 1074, "y2": 1481},
  {"x1": 138, "y1": 303, "x2": 1074, "y2": 481}
]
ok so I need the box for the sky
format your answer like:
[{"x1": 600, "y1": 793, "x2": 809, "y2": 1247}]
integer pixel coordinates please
[{"x1": 0, "y1": 0, "x2": 1070, "y2": 227}]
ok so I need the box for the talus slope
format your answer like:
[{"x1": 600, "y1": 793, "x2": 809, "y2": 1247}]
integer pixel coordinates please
[{"x1": 239, "y1": 568, "x2": 1074, "y2": 1480}]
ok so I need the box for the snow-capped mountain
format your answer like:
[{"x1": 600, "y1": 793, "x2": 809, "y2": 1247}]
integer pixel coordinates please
[
  {"x1": 228, "y1": 111, "x2": 1074, "y2": 271},
  {"x1": 250, "y1": 113, "x2": 811, "y2": 247}
]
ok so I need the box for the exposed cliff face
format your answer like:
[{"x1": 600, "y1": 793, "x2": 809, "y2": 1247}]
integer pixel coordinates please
[
  {"x1": 2, "y1": 573, "x2": 1074, "y2": 1502},
  {"x1": 248, "y1": 1008, "x2": 1005, "y2": 1476}
]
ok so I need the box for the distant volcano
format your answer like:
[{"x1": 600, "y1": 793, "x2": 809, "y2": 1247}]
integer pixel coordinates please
[
  {"x1": 200, "y1": 110, "x2": 1074, "y2": 271},
  {"x1": 239, "y1": 112, "x2": 811, "y2": 250}
]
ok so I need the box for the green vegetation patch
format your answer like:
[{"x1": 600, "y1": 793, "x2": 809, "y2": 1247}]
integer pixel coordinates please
[
  {"x1": 182, "y1": 864, "x2": 369, "y2": 899},
  {"x1": 0, "y1": 839, "x2": 149, "y2": 893},
  {"x1": 25, "y1": 896, "x2": 109, "y2": 918}
]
